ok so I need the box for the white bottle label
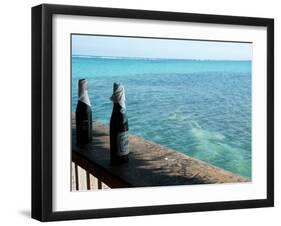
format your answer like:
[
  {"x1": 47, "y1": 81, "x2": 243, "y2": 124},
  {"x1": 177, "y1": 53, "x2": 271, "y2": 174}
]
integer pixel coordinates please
[{"x1": 117, "y1": 131, "x2": 129, "y2": 156}]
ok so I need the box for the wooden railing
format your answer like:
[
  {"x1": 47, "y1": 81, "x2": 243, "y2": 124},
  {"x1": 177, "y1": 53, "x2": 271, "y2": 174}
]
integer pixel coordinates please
[
  {"x1": 71, "y1": 162, "x2": 109, "y2": 191},
  {"x1": 71, "y1": 114, "x2": 249, "y2": 191}
]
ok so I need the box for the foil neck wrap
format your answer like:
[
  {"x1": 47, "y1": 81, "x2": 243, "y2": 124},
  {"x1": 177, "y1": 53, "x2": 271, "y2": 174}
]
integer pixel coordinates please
[
  {"x1": 78, "y1": 79, "x2": 91, "y2": 106},
  {"x1": 110, "y1": 83, "x2": 126, "y2": 113}
]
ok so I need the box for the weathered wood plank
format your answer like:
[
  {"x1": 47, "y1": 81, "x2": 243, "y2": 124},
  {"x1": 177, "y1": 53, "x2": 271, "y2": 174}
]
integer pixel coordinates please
[
  {"x1": 77, "y1": 165, "x2": 88, "y2": 191},
  {"x1": 72, "y1": 114, "x2": 249, "y2": 189},
  {"x1": 71, "y1": 162, "x2": 77, "y2": 191}
]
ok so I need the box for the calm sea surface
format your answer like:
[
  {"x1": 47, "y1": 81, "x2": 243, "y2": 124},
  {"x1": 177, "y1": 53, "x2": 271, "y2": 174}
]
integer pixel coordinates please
[{"x1": 72, "y1": 56, "x2": 252, "y2": 178}]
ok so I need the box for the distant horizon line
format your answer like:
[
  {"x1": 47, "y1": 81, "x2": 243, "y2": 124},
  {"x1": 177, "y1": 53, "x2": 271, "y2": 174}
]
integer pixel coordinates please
[{"x1": 72, "y1": 54, "x2": 251, "y2": 62}]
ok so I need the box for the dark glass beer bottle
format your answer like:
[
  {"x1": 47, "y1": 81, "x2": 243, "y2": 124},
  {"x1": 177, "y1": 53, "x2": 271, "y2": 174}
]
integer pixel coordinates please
[
  {"x1": 76, "y1": 79, "x2": 92, "y2": 144},
  {"x1": 110, "y1": 83, "x2": 129, "y2": 164}
]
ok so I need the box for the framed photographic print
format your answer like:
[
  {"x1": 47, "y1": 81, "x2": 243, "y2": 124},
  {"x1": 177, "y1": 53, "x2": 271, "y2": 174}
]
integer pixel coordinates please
[{"x1": 31, "y1": 4, "x2": 274, "y2": 221}]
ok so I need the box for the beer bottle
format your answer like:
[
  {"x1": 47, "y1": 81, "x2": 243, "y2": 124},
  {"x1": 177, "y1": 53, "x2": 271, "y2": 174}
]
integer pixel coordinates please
[
  {"x1": 76, "y1": 79, "x2": 92, "y2": 144},
  {"x1": 110, "y1": 83, "x2": 129, "y2": 164}
]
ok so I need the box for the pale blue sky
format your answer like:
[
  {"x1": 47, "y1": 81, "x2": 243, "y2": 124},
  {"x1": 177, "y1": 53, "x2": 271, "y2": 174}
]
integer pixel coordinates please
[{"x1": 72, "y1": 34, "x2": 252, "y2": 60}]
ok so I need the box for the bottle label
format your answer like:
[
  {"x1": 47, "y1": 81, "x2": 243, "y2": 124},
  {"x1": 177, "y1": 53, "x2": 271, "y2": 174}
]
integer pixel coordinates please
[{"x1": 117, "y1": 131, "x2": 129, "y2": 156}]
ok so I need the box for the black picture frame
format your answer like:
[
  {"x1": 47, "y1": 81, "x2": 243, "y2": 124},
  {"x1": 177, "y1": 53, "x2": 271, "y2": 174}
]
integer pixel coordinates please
[{"x1": 31, "y1": 3, "x2": 274, "y2": 222}]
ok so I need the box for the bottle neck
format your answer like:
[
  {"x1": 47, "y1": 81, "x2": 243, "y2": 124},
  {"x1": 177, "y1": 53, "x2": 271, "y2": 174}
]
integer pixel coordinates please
[
  {"x1": 110, "y1": 83, "x2": 126, "y2": 113},
  {"x1": 78, "y1": 85, "x2": 91, "y2": 106},
  {"x1": 112, "y1": 102, "x2": 128, "y2": 126},
  {"x1": 112, "y1": 102, "x2": 124, "y2": 114}
]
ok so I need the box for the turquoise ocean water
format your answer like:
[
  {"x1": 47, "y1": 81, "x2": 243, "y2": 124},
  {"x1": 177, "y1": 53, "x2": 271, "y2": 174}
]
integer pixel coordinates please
[{"x1": 72, "y1": 56, "x2": 252, "y2": 178}]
